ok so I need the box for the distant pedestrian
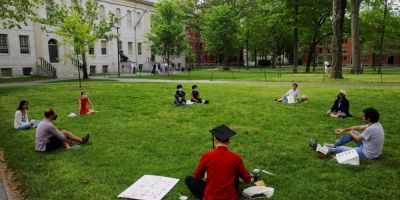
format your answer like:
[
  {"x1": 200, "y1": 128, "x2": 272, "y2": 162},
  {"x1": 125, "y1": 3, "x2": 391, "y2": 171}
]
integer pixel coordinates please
[
  {"x1": 324, "y1": 60, "x2": 330, "y2": 74},
  {"x1": 131, "y1": 62, "x2": 136, "y2": 74}
]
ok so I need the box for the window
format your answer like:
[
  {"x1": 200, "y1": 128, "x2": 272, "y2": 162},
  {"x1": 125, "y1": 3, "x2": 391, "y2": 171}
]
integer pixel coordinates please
[
  {"x1": 116, "y1": 8, "x2": 121, "y2": 26},
  {"x1": 23, "y1": 67, "x2": 32, "y2": 76},
  {"x1": 19, "y1": 35, "x2": 30, "y2": 54},
  {"x1": 89, "y1": 45, "x2": 95, "y2": 55},
  {"x1": 46, "y1": 0, "x2": 53, "y2": 18},
  {"x1": 138, "y1": 43, "x2": 142, "y2": 55},
  {"x1": 0, "y1": 34, "x2": 9, "y2": 54},
  {"x1": 1, "y1": 68, "x2": 12, "y2": 77},
  {"x1": 102, "y1": 65, "x2": 108, "y2": 73},
  {"x1": 128, "y1": 42, "x2": 133, "y2": 55},
  {"x1": 99, "y1": 5, "x2": 105, "y2": 20},
  {"x1": 127, "y1": 11, "x2": 132, "y2": 27},
  {"x1": 101, "y1": 40, "x2": 107, "y2": 55}
]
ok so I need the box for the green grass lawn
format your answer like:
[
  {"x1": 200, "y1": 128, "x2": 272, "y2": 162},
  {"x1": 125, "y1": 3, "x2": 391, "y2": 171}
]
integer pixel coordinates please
[
  {"x1": 0, "y1": 76, "x2": 52, "y2": 83},
  {"x1": 131, "y1": 66, "x2": 400, "y2": 83},
  {"x1": 0, "y1": 81, "x2": 399, "y2": 200}
]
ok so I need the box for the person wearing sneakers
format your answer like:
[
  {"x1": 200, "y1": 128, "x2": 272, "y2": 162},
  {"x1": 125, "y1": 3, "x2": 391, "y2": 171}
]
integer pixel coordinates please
[
  {"x1": 35, "y1": 108, "x2": 90, "y2": 152},
  {"x1": 185, "y1": 124, "x2": 252, "y2": 200},
  {"x1": 326, "y1": 90, "x2": 351, "y2": 118},
  {"x1": 190, "y1": 85, "x2": 209, "y2": 104},
  {"x1": 309, "y1": 107, "x2": 384, "y2": 160}
]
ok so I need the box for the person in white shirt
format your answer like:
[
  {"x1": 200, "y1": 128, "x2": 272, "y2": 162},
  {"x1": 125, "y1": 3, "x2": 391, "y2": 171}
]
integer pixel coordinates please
[
  {"x1": 131, "y1": 62, "x2": 136, "y2": 74},
  {"x1": 324, "y1": 60, "x2": 330, "y2": 74},
  {"x1": 275, "y1": 83, "x2": 300, "y2": 103},
  {"x1": 14, "y1": 100, "x2": 39, "y2": 129}
]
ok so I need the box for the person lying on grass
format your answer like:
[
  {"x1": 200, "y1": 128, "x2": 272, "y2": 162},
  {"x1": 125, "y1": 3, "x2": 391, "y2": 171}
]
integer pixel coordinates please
[
  {"x1": 191, "y1": 85, "x2": 209, "y2": 104},
  {"x1": 275, "y1": 82, "x2": 300, "y2": 103},
  {"x1": 174, "y1": 84, "x2": 186, "y2": 106},
  {"x1": 79, "y1": 92, "x2": 96, "y2": 115},
  {"x1": 326, "y1": 89, "x2": 351, "y2": 118},
  {"x1": 309, "y1": 107, "x2": 384, "y2": 160},
  {"x1": 185, "y1": 124, "x2": 252, "y2": 200},
  {"x1": 35, "y1": 108, "x2": 90, "y2": 152},
  {"x1": 14, "y1": 100, "x2": 39, "y2": 129}
]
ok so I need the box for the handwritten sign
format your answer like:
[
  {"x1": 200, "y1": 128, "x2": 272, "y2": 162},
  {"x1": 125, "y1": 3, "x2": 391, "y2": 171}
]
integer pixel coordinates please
[{"x1": 118, "y1": 175, "x2": 179, "y2": 200}]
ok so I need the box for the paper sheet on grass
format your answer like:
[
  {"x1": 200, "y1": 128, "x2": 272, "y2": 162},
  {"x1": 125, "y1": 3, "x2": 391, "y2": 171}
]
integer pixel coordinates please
[{"x1": 118, "y1": 175, "x2": 179, "y2": 200}]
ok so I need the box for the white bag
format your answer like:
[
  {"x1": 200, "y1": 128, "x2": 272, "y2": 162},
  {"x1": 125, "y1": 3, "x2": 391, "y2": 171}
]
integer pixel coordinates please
[
  {"x1": 67, "y1": 112, "x2": 77, "y2": 117},
  {"x1": 336, "y1": 149, "x2": 360, "y2": 165},
  {"x1": 243, "y1": 186, "x2": 274, "y2": 199}
]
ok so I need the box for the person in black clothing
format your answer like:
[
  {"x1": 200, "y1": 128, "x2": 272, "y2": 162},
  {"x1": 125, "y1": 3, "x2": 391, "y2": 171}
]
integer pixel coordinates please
[
  {"x1": 326, "y1": 90, "x2": 351, "y2": 118},
  {"x1": 174, "y1": 84, "x2": 186, "y2": 106},
  {"x1": 191, "y1": 85, "x2": 209, "y2": 104}
]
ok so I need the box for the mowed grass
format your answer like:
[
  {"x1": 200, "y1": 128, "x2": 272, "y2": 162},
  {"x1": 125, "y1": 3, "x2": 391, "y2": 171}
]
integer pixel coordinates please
[
  {"x1": 0, "y1": 81, "x2": 399, "y2": 200},
  {"x1": 131, "y1": 66, "x2": 400, "y2": 83}
]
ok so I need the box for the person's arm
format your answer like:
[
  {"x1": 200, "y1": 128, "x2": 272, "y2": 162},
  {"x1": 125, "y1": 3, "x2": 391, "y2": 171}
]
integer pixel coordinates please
[
  {"x1": 78, "y1": 99, "x2": 81, "y2": 115},
  {"x1": 193, "y1": 155, "x2": 207, "y2": 180},
  {"x1": 238, "y1": 157, "x2": 252, "y2": 183},
  {"x1": 191, "y1": 92, "x2": 199, "y2": 102},
  {"x1": 48, "y1": 124, "x2": 66, "y2": 141},
  {"x1": 335, "y1": 125, "x2": 368, "y2": 137},
  {"x1": 349, "y1": 130, "x2": 364, "y2": 141},
  {"x1": 88, "y1": 97, "x2": 93, "y2": 108},
  {"x1": 330, "y1": 100, "x2": 337, "y2": 112},
  {"x1": 14, "y1": 111, "x2": 22, "y2": 128}
]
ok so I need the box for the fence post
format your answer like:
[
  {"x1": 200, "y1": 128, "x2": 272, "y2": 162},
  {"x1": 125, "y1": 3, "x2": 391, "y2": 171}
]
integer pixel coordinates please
[
  {"x1": 210, "y1": 70, "x2": 214, "y2": 81},
  {"x1": 380, "y1": 72, "x2": 383, "y2": 83},
  {"x1": 264, "y1": 71, "x2": 267, "y2": 81}
]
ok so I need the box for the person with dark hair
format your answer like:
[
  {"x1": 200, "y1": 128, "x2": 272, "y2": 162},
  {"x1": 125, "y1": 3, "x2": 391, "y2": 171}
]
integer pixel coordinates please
[
  {"x1": 14, "y1": 100, "x2": 39, "y2": 129},
  {"x1": 275, "y1": 83, "x2": 300, "y2": 103},
  {"x1": 174, "y1": 84, "x2": 186, "y2": 106},
  {"x1": 79, "y1": 92, "x2": 96, "y2": 115},
  {"x1": 35, "y1": 108, "x2": 90, "y2": 152},
  {"x1": 326, "y1": 89, "x2": 351, "y2": 118},
  {"x1": 185, "y1": 125, "x2": 252, "y2": 200},
  {"x1": 309, "y1": 107, "x2": 384, "y2": 160},
  {"x1": 191, "y1": 85, "x2": 209, "y2": 104}
]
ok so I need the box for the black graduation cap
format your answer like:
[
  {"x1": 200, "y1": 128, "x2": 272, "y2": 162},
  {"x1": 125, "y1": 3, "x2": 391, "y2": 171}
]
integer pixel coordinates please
[{"x1": 210, "y1": 124, "x2": 236, "y2": 149}]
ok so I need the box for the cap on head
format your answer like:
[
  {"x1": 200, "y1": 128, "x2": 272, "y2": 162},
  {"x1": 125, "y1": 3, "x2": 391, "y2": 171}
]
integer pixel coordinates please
[
  {"x1": 338, "y1": 89, "x2": 346, "y2": 96},
  {"x1": 210, "y1": 124, "x2": 236, "y2": 143}
]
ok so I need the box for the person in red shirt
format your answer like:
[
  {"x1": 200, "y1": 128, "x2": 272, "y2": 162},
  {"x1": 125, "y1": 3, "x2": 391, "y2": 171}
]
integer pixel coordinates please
[
  {"x1": 78, "y1": 92, "x2": 96, "y2": 115},
  {"x1": 185, "y1": 124, "x2": 252, "y2": 200}
]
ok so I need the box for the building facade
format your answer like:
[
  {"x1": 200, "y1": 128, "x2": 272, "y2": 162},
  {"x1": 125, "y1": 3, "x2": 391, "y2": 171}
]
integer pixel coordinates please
[
  {"x1": 302, "y1": 38, "x2": 400, "y2": 66},
  {"x1": 0, "y1": 0, "x2": 184, "y2": 78}
]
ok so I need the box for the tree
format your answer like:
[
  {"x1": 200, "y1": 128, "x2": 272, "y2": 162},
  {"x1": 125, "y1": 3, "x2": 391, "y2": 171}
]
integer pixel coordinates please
[
  {"x1": 299, "y1": 0, "x2": 332, "y2": 72},
  {"x1": 37, "y1": 0, "x2": 118, "y2": 80},
  {"x1": 350, "y1": 0, "x2": 363, "y2": 74},
  {"x1": 286, "y1": 0, "x2": 300, "y2": 72},
  {"x1": 0, "y1": 0, "x2": 42, "y2": 29},
  {"x1": 201, "y1": 4, "x2": 240, "y2": 70},
  {"x1": 331, "y1": 0, "x2": 347, "y2": 79},
  {"x1": 147, "y1": 0, "x2": 187, "y2": 68}
]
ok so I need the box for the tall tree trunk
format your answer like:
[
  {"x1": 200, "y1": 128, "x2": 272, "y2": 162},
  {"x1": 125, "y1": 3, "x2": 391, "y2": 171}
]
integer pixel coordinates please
[
  {"x1": 272, "y1": 52, "x2": 276, "y2": 69},
  {"x1": 254, "y1": 49, "x2": 257, "y2": 67},
  {"x1": 331, "y1": 0, "x2": 346, "y2": 79},
  {"x1": 350, "y1": 0, "x2": 363, "y2": 74},
  {"x1": 81, "y1": 53, "x2": 88, "y2": 79},
  {"x1": 378, "y1": 0, "x2": 388, "y2": 73},
  {"x1": 305, "y1": 37, "x2": 317, "y2": 73},
  {"x1": 372, "y1": 53, "x2": 376, "y2": 71},
  {"x1": 293, "y1": 0, "x2": 299, "y2": 73},
  {"x1": 223, "y1": 51, "x2": 229, "y2": 70}
]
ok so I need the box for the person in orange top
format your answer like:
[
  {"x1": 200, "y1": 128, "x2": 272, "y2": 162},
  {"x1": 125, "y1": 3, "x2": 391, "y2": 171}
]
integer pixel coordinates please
[
  {"x1": 185, "y1": 124, "x2": 252, "y2": 200},
  {"x1": 78, "y1": 92, "x2": 96, "y2": 115}
]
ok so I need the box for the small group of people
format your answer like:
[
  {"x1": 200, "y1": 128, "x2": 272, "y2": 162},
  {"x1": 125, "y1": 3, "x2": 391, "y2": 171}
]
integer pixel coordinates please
[
  {"x1": 14, "y1": 91, "x2": 95, "y2": 152},
  {"x1": 174, "y1": 84, "x2": 209, "y2": 106}
]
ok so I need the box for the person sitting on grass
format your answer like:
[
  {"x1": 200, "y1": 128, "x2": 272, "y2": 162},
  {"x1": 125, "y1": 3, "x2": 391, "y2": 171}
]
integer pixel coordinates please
[
  {"x1": 326, "y1": 90, "x2": 351, "y2": 118},
  {"x1": 14, "y1": 100, "x2": 39, "y2": 129},
  {"x1": 35, "y1": 108, "x2": 90, "y2": 152},
  {"x1": 185, "y1": 124, "x2": 252, "y2": 200},
  {"x1": 79, "y1": 92, "x2": 96, "y2": 115},
  {"x1": 191, "y1": 85, "x2": 209, "y2": 104},
  {"x1": 309, "y1": 107, "x2": 384, "y2": 160},
  {"x1": 275, "y1": 83, "x2": 300, "y2": 103},
  {"x1": 174, "y1": 84, "x2": 186, "y2": 106}
]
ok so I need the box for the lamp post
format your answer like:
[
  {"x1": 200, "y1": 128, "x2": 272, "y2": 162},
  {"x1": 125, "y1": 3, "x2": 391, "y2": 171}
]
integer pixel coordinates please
[{"x1": 115, "y1": 10, "x2": 133, "y2": 77}]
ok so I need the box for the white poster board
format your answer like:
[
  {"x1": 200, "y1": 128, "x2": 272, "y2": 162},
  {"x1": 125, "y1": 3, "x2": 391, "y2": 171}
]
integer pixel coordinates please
[
  {"x1": 118, "y1": 175, "x2": 179, "y2": 200},
  {"x1": 336, "y1": 149, "x2": 360, "y2": 165}
]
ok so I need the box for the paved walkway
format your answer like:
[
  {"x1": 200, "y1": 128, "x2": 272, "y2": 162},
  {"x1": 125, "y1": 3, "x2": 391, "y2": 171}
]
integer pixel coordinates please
[{"x1": 1, "y1": 76, "x2": 400, "y2": 87}]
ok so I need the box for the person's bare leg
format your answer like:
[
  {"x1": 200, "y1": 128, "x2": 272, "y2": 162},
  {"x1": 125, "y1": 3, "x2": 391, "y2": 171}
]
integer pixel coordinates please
[{"x1": 61, "y1": 130, "x2": 83, "y2": 143}]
